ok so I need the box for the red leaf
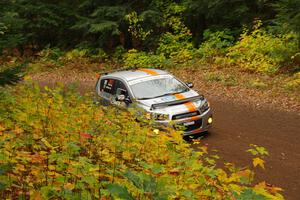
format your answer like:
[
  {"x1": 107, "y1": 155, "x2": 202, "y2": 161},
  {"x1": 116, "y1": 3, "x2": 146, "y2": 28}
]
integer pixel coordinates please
[{"x1": 80, "y1": 132, "x2": 92, "y2": 139}]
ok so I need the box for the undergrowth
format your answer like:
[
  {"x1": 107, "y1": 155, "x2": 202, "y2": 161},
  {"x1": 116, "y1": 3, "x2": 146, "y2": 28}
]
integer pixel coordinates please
[{"x1": 0, "y1": 82, "x2": 283, "y2": 199}]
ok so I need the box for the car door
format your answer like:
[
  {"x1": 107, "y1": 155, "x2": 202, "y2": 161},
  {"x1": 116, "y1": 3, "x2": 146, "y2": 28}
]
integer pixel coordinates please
[
  {"x1": 113, "y1": 80, "x2": 132, "y2": 107},
  {"x1": 97, "y1": 78, "x2": 117, "y2": 105}
]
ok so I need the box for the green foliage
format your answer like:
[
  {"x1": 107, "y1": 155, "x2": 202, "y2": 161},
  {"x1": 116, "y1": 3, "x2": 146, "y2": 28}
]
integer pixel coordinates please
[
  {"x1": 284, "y1": 72, "x2": 300, "y2": 91},
  {"x1": 0, "y1": 62, "x2": 27, "y2": 86},
  {"x1": 125, "y1": 11, "x2": 152, "y2": 41},
  {"x1": 113, "y1": 45, "x2": 127, "y2": 61},
  {"x1": 38, "y1": 47, "x2": 64, "y2": 62},
  {"x1": 248, "y1": 79, "x2": 268, "y2": 90},
  {"x1": 197, "y1": 29, "x2": 234, "y2": 60},
  {"x1": 65, "y1": 49, "x2": 88, "y2": 60},
  {"x1": 273, "y1": 0, "x2": 300, "y2": 34},
  {"x1": 123, "y1": 49, "x2": 166, "y2": 69},
  {"x1": 0, "y1": 83, "x2": 283, "y2": 199},
  {"x1": 0, "y1": 23, "x2": 6, "y2": 35},
  {"x1": 156, "y1": 2, "x2": 194, "y2": 64},
  {"x1": 234, "y1": 189, "x2": 265, "y2": 200},
  {"x1": 0, "y1": 11, "x2": 28, "y2": 52},
  {"x1": 226, "y1": 21, "x2": 298, "y2": 74},
  {"x1": 247, "y1": 144, "x2": 269, "y2": 157},
  {"x1": 156, "y1": 32, "x2": 194, "y2": 64},
  {"x1": 107, "y1": 183, "x2": 135, "y2": 200}
]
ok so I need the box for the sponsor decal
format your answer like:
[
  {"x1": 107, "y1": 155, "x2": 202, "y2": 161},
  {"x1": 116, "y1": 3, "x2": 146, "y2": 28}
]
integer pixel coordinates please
[{"x1": 128, "y1": 74, "x2": 171, "y2": 85}]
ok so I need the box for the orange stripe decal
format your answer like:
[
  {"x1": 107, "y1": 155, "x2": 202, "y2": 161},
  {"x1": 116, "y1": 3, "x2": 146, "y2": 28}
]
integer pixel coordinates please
[
  {"x1": 174, "y1": 93, "x2": 185, "y2": 99},
  {"x1": 138, "y1": 69, "x2": 159, "y2": 76},
  {"x1": 184, "y1": 102, "x2": 197, "y2": 112},
  {"x1": 173, "y1": 94, "x2": 197, "y2": 112},
  {"x1": 187, "y1": 116, "x2": 201, "y2": 122}
]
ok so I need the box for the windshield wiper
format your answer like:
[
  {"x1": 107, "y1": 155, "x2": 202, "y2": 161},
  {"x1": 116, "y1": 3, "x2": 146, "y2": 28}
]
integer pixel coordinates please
[{"x1": 138, "y1": 97, "x2": 154, "y2": 100}]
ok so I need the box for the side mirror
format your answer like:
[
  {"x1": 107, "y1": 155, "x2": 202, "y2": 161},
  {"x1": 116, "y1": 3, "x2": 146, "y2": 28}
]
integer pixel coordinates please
[
  {"x1": 116, "y1": 94, "x2": 126, "y2": 101},
  {"x1": 186, "y1": 82, "x2": 194, "y2": 88}
]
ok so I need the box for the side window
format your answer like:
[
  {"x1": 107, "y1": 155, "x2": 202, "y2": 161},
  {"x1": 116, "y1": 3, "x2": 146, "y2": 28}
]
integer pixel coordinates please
[
  {"x1": 115, "y1": 80, "x2": 128, "y2": 96},
  {"x1": 100, "y1": 79, "x2": 116, "y2": 95}
]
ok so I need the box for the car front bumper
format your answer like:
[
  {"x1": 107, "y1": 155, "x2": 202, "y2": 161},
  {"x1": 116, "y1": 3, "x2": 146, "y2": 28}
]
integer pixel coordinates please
[{"x1": 156, "y1": 108, "x2": 213, "y2": 136}]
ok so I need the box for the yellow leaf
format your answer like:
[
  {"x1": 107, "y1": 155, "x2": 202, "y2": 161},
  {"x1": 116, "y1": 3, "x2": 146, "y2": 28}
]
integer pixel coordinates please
[
  {"x1": 48, "y1": 165, "x2": 56, "y2": 171},
  {"x1": 101, "y1": 149, "x2": 110, "y2": 155},
  {"x1": 153, "y1": 129, "x2": 159, "y2": 135},
  {"x1": 269, "y1": 186, "x2": 283, "y2": 194},
  {"x1": 89, "y1": 167, "x2": 100, "y2": 172},
  {"x1": 64, "y1": 183, "x2": 75, "y2": 190},
  {"x1": 0, "y1": 124, "x2": 5, "y2": 131},
  {"x1": 14, "y1": 127, "x2": 24, "y2": 134},
  {"x1": 188, "y1": 183, "x2": 199, "y2": 189},
  {"x1": 33, "y1": 134, "x2": 40, "y2": 140},
  {"x1": 122, "y1": 151, "x2": 132, "y2": 160},
  {"x1": 193, "y1": 140, "x2": 201, "y2": 144},
  {"x1": 23, "y1": 75, "x2": 32, "y2": 81},
  {"x1": 39, "y1": 151, "x2": 48, "y2": 155},
  {"x1": 200, "y1": 146, "x2": 208, "y2": 154},
  {"x1": 41, "y1": 138, "x2": 53, "y2": 149},
  {"x1": 30, "y1": 190, "x2": 42, "y2": 200},
  {"x1": 15, "y1": 164, "x2": 26, "y2": 172},
  {"x1": 253, "y1": 157, "x2": 265, "y2": 169},
  {"x1": 255, "y1": 181, "x2": 267, "y2": 190}
]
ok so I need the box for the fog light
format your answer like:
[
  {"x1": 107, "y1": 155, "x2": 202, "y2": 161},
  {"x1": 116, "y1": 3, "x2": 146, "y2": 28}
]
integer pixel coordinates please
[{"x1": 208, "y1": 117, "x2": 213, "y2": 124}]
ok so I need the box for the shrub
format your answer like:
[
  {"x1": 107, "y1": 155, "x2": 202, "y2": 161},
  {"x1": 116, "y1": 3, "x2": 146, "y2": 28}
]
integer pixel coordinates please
[
  {"x1": 0, "y1": 83, "x2": 284, "y2": 199},
  {"x1": 89, "y1": 48, "x2": 108, "y2": 62},
  {"x1": 38, "y1": 47, "x2": 64, "y2": 62},
  {"x1": 196, "y1": 29, "x2": 234, "y2": 61},
  {"x1": 284, "y1": 72, "x2": 300, "y2": 91},
  {"x1": 123, "y1": 49, "x2": 166, "y2": 69},
  {"x1": 27, "y1": 48, "x2": 64, "y2": 72},
  {"x1": 248, "y1": 79, "x2": 268, "y2": 89},
  {"x1": 156, "y1": 32, "x2": 194, "y2": 64},
  {"x1": 65, "y1": 48, "x2": 88, "y2": 60},
  {"x1": 227, "y1": 20, "x2": 298, "y2": 74},
  {"x1": 113, "y1": 45, "x2": 126, "y2": 61}
]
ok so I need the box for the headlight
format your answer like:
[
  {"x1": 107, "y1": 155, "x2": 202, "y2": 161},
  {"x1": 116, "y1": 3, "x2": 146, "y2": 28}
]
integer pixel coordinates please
[
  {"x1": 200, "y1": 100, "x2": 210, "y2": 113},
  {"x1": 151, "y1": 113, "x2": 169, "y2": 121}
]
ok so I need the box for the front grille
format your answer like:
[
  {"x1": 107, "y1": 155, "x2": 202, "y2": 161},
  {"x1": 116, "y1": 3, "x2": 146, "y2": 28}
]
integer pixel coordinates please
[
  {"x1": 172, "y1": 111, "x2": 200, "y2": 120},
  {"x1": 174, "y1": 119, "x2": 202, "y2": 132}
]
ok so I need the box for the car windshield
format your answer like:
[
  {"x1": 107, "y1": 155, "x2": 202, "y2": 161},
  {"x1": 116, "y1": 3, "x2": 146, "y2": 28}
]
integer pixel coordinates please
[{"x1": 130, "y1": 76, "x2": 188, "y2": 100}]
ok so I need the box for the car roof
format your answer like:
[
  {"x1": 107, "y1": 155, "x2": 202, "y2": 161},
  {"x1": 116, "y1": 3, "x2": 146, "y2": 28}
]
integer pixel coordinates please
[{"x1": 102, "y1": 68, "x2": 170, "y2": 81}]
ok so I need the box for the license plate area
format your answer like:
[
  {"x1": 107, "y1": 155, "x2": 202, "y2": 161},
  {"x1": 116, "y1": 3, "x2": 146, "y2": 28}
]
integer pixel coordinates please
[{"x1": 183, "y1": 121, "x2": 195, "y2": 126}]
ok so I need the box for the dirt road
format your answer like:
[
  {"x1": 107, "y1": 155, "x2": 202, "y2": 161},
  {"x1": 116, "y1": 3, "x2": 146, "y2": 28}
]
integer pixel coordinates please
[
  {"x1": 37, "y1": 78, "x2": 300, "y2": 199},
  {"x1": 204, "y1": 98, "x2": 300, "y2": 200}
]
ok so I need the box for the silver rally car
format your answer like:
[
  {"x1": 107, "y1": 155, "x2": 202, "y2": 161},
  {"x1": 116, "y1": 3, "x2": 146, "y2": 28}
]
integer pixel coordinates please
[{"x1": 95, "y1": 68, "x2": 213, "y2": 136}]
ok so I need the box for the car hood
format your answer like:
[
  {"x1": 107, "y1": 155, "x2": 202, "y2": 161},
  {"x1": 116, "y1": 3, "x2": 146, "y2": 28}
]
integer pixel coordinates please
[{"x1": 136, "y1": 90, "x2": 201, "y2": 112}]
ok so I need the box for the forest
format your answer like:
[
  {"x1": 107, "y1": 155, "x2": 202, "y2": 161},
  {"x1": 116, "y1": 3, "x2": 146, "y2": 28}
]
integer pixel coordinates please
[
  {"x1": 1, "y1": 0, "x2": 299, "y2": 80},
  {"x1": 0, "y1": 0, "x2": 300, "y2": 199}
]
